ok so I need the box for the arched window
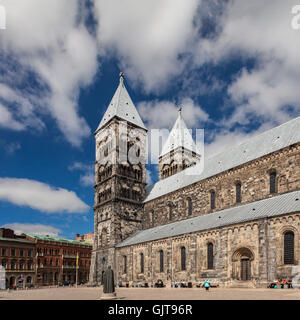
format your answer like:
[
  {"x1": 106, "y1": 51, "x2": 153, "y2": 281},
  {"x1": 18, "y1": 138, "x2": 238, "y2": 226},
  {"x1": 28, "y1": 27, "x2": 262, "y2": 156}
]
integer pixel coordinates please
[
  {"x1": 187, "y1": 198, "x2": 192, "y2": 216},
  {"x1": 269, "y1": 171, "x2": 277, "y2": 194},
  {"x1": 181, "y1": 247, "x2": 186, "y2": 271},
  {"x1": 159, "y1": 250, "x2": 164, "y2": 273},
  {"x1": 284, "y1": 231, "x2": 295, "y2": 265},
  {"x1": 207, "y1": 243, "x2": 214, "y2": 269},
  {"x1": 123, "y1": 256, "x2": 127, "y2": 274},
  {"x1": 140, "y1": 253, "x2": 144, "y2": 273},
  {"x1": 210, "y1": 191, "x2": 216, "y2": 210},
  {"x1": 236, "y1": 183, "x2": 242, "y2": 203}
]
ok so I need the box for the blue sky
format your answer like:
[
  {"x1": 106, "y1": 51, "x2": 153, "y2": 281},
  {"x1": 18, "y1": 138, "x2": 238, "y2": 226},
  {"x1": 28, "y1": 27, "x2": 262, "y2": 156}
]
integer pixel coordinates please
[{"x1": 0, "y1": 0, "x2": 300, "y2": 239}]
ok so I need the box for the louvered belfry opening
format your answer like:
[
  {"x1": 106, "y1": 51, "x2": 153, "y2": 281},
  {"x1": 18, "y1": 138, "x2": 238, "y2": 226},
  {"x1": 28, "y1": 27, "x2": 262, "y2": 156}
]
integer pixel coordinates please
[
  {"x1": 284, "y1": 231, "x2": 295, "y2": 265},
  {"x1": 207, "y1": 243, "x2": 214, "y2": 269}
]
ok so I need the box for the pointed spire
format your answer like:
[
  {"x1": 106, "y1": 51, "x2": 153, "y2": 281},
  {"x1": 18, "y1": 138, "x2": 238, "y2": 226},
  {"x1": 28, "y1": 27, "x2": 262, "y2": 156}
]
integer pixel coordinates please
[
  {"x1": 160, "y1": 107, "x2": 198, "y2": 157},
  {"x1": 95, "y1": 73, "x2": 147, "y2": 132}
]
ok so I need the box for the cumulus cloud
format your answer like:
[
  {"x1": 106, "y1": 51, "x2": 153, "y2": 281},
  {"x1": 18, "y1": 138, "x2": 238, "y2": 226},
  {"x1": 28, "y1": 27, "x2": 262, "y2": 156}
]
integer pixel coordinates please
[
  {"x1": 0, "y1": 0, "x2": 98, "y2": 146},
  {"x1": 68, "y1": 162, "x2": 94, "y2": 187},
  {"x1": 138, "y1": 98, "x2": 209, "y2": 129},
  {"x1": 195, "y1": 0, "x2": 300, "y2": 127},
  {"x1": 0, "y1": 178, "x2": 89, "y2": 213},
  {"x1": 1, "y1": 223, "x2": 61, "y2": 237},
  {"x1": 94, "y1": 0, "x2": 200, "y2": 92}
]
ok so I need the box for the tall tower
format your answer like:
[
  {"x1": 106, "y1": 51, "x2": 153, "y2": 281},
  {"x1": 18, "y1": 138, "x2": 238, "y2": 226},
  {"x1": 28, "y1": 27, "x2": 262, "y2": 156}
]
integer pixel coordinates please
[
  {"x1": 159, "y1": 108, "x2": 200, "y2": 180},
  {"x1": 89, "y1": 73, "x2": 147, "y2": 284}
]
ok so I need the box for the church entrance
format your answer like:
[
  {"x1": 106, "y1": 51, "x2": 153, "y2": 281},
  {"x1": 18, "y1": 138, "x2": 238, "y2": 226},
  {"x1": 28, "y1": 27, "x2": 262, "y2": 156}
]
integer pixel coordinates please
[
  {"x1": 232, "y1": 248, "x2": 253, "y2": 281},
  {"x1": 241, "y1": 258, "x2": 251, "y2": 281}
]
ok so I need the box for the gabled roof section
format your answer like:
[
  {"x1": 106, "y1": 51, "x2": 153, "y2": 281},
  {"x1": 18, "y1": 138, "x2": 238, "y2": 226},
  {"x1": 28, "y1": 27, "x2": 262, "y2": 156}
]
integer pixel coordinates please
[
  {"x1": 160, "y1": 108, "x2": 198, "y2": 157},
  {"x1": 96, "y1": 73, "x2": 147, "y2": 132},
  {"x1": 146, "y1": 116, "x2": 300, "y2": 202},
  {"x1": 117, "y1": 190, "x2": 300, "y2": 247}
]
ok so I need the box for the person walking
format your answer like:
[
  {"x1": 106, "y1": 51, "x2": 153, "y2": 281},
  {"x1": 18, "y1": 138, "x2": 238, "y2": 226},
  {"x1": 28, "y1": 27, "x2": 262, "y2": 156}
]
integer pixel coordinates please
[{"x1": 204, "y1": 279, "x2": 210, "y2": 291}]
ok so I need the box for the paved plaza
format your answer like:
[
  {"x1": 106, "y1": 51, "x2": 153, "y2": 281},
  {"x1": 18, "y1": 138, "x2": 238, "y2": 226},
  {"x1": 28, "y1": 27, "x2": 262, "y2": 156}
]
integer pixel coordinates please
[{"x1": 0, "y1": 286, "x2": 300, "y2": 300}]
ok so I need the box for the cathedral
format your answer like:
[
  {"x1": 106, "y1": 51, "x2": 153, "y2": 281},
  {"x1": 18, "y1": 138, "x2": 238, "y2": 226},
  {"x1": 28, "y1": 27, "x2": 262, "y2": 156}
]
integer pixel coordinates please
[{"x1": 89, "y1": 73, "x2": 300, "y2": 288}]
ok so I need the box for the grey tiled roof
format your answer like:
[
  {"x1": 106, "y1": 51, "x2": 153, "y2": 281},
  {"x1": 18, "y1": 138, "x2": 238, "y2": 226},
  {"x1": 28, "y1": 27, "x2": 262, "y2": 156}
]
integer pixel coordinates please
[
  {"x1": 117, "y1": 190, "x2": 300, "y2": 248},
  {"x1": 145, "y1": 116, "x2": 300, "y2": 202}
]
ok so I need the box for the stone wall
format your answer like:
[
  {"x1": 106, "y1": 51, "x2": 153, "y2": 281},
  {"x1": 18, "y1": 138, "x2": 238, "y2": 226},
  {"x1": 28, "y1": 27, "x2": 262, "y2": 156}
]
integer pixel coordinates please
[
  {"x1": 115, "y1": 212, "x2": 300, "y2": 287},
  {"x1": 144, "y1": 143, "x2": 300, "y2": 229}
]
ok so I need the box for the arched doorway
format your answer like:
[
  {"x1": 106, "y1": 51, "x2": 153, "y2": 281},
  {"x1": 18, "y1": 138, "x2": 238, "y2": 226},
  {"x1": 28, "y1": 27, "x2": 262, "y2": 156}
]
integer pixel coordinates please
[{"x1": 232, "y1": 248, "x2": 254, "y2": 281}]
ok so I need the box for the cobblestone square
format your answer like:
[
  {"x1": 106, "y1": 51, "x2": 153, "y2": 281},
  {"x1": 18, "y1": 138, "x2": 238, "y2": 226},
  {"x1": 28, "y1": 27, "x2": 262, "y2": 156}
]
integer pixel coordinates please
[{"x1": 1, "y1": 287, "x2": 300, "y2": 300}]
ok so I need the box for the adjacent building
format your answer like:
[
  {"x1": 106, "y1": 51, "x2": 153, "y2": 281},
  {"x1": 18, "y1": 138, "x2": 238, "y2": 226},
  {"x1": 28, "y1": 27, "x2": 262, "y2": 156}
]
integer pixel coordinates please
[
  {"x1": 0, "y1": 228, "x2": 35, "y2": 288},
  {"x1": 0, "y1": 229, "x2": 93, "y2": 288},
  {"x1": 26, "y1": 234, "x2": 92, "y2": 286},
  {"x1": 89, "y1": 74, "x2": 300, "y2": 288}
]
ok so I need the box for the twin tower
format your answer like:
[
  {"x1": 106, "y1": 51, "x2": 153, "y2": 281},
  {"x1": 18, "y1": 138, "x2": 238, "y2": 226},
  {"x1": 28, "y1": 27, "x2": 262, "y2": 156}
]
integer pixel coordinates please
[{"x1": 89, "y1": 73, "x2": 200, "y2": 284}]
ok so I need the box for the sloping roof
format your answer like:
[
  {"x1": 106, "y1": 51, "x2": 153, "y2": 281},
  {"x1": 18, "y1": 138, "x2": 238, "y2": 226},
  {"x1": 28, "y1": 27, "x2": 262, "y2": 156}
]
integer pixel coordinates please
[
  {"x1": 160, "y1": 109, "x2": 198, "y2": 157},
  {"x1": 26, "y1": 234, "x2": 92, "y2": 246},
  {"x1": 117, "y1": 190, "x2": 300, "y2": 248},
  {"x1": 96, "y1": 74, "x2": 146, "y2": 132},
  {"x1": 145, "y1": 116, "x2": 300, "y2": 202},
  {"x1": 0, "y1": 237, "x2": 34, "y2": 244}
]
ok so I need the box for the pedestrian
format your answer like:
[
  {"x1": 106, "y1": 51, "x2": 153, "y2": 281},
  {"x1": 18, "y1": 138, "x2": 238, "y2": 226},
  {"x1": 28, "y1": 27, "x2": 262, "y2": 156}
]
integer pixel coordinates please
[{"x1": 204, "y1": 279, "x2": 210, "y2": 291}]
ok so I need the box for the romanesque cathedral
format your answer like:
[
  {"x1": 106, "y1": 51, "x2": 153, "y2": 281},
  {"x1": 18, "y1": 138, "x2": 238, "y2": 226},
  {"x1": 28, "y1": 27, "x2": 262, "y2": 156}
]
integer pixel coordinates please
[{"x1": 89, "y1": 74, "x2": 300, "y2": 288}]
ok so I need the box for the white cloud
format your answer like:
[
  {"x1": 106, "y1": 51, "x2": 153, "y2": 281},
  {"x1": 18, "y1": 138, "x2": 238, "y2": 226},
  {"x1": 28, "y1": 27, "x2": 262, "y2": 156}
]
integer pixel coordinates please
[
  {"x1": 138, "y1": 98, "x2": 209, "y2": 129},
  {"x1": 1, "y1": 223, "x2": 61, "y2": 237},
  {"x1": 94, "y1": 0, "x2": 200, "y2": 92},
  {"x1": 68, "y1": 162, "x2": 94, "y2": 187},
  {"x1": 0, "y1": 178, "x2": 89, "y2": 213},
  {"x1": 0, "y1": 103, "x2": 24, "y2": 131},
  {"x1": 195, "y1": 0, "x2": 300, "y2": 126},
  {"x1": 0, "y1": 0, "x2": 98, "y2": 146}
]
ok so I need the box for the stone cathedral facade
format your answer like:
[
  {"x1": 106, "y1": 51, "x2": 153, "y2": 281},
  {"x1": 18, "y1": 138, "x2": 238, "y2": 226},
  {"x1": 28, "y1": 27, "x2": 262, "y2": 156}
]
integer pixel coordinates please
[{"x1": 89, "y1": 74, "x2": 300, "y2": 288}]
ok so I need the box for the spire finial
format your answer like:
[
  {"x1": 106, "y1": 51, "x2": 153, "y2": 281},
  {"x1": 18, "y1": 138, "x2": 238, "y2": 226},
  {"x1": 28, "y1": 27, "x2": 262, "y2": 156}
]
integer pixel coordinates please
[
  {"x1": 119, "y1": 71, "x2": 124, "y2": 84},
  {"x1": 178, "y1": 106, "x2": 182, "y2": 116}
]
